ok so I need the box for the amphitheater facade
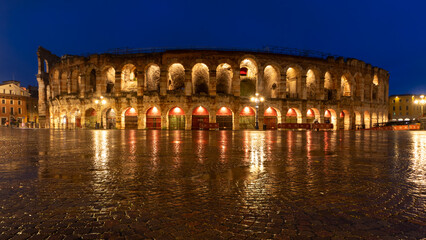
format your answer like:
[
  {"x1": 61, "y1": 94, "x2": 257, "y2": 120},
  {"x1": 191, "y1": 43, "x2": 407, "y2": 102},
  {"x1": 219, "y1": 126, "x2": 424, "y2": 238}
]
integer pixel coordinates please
[{"x1": 36, "y1": 47, "x2": 389, "y2": 130}]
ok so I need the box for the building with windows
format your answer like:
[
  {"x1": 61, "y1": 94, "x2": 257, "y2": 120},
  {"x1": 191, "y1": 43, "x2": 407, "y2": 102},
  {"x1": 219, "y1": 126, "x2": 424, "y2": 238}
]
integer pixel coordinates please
[
  {"x1": 388, "y1": 94, "x2": 425, "y2": 121},
  {"x1": 36, "y1": 47, "x2": 389, "y2": 130},
  {"x1": 0, "y1": 80, "x2": 32, "y2": 126}
]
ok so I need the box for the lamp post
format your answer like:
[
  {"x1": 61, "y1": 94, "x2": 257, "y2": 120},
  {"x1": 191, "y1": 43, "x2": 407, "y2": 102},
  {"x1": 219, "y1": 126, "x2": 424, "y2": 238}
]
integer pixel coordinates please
[
  {"x1": 94, "y1": 96, "x2": 107, "y2": 129},
  {"x1": 250, "y1": 93, "x2": 264, "y2": 130}
]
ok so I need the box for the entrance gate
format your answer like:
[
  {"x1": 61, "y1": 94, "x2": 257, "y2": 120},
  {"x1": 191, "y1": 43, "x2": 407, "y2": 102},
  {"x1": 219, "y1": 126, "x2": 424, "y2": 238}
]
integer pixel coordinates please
[
  {"x1": 192, "y1": 106, "x2": 209, "y2": 130},
  {"x1": 264, "y1": 107, "x2": 277, "y2": 129},
  {"x1": 146, "y1": 107, "x2": 161, "y2": 129},
  {"x1": 239, "y1": 107, "x2": 255, "y2": 129},
  {"x1": 216, "y1": 107, "x2": 232, "y2": 130},
  {"x1": 125, "y1": 108, "x2": 138, "y2": 129},
  {"x1": 169, "y1": 107, "x2": 185, "y2": 130}
]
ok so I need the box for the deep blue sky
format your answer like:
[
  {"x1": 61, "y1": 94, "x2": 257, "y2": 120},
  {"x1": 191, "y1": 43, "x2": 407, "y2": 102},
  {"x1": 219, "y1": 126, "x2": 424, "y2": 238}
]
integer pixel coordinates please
[{"x1": 1, "y1": 0, "x2": 425, "y2": 95}]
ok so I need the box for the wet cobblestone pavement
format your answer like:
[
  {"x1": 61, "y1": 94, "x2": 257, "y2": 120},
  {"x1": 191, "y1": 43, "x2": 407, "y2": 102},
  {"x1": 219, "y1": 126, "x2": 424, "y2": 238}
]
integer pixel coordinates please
[{"x1": 0, "y1": 128, "x2": 425, "y2": 239}]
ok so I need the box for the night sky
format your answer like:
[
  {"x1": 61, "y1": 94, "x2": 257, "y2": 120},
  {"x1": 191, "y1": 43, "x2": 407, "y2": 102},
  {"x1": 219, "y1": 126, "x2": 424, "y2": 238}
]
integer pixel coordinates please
[{"x1": 1, "y1": 0, "x2": 425, "y2": 95}]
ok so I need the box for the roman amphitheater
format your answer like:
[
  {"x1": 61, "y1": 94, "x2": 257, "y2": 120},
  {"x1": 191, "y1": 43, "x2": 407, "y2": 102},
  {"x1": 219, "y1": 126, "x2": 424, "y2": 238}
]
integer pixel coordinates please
[{"x1": 36, "y1": 47, "x2": 389, "y2": 130}]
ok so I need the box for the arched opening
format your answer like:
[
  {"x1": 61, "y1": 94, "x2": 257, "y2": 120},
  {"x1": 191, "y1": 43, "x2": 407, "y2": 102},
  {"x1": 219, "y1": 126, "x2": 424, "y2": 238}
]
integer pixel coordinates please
[
  {"x1": 168, "y1": 63, "x2": 185, "y2": 92},
  {"x1": 192, "y1": 106, "x2": 209, "y2": 129},
  {"x1": 192, "y1": 63, "x2": 209, "y2": 94},
  {"x1": 325, "y1": 109, "x2": 337, "y2": 129},
  {"x1": 306, "y1": 69, "x2": 317, "y2": 99},
  {"x1": 324, "y1": 72, "x2": 333, "y2": 90},
  {"x1": 88, "y1": 69, "x2": 97, "y2": 93},
  {"x1": 372, "y1": 112, "x2": 378, "y2": 127},
  {"x1": 373, "y1": 75, "x2": 379, "y2": 86},
  {"x1": 239, "y1": 106, "x2": 255, "y2": 129},
  {"x1": 105, "y1": 67, "x2": 115, "y2": 94},
  {"x1": 341, "y1": 76, "x2": 351, "y2": 97},
  {"x1": 71, "y1": 70, "x2": 79, "y2": 94},
  {"x1": 364, "y1": 111, "x2": 371, "y2": 129},
  {"x1": 286, "y1": 108, "x2": 299, "y2": 123},
  {"x1": 354, "y1": 111, "x2": 362, "y2": 129},
  {"x1": 264, "y1": 65, "x2": 279, "y2": 98},
  {"x1": 145, "y1": 64, "x2": 160, "y2": 92},
  {"x1": 146, "y1": 107, "x2": 161, "y2": 129},
  {"x1": 44, "y1": 60, "x2": 49, "y2": 73},
  {"x1": 216, "y1": 63, "x2": 232, "y2": 94},
  {"x1": 372, "y1": 75, "x2": 379, "y2": 101},
  {"x1": 124, "y1": 107, "x2": 138, "y2": 129},
  {"x1": 286, "y1": 68, "x2": 298, "y2": 98},
  {"x1": 60, "y1": 72, "x2": 68, "y2": 94},
  {"x1": 264, "y1": 107, "x2": 278, "y2": 129},
  {"x1": 106, "y1": 108, "x2": 116, "y2": 129},
  {"x1": 240, "y1": 58, "x2": 257, "y2": 97},
  {"x1": 168, "y1": 107, "x2": 185, "y2": 130},
  {"x1": 216, "y1": 107, "x2": 233, "y2": 130},
  {"x1": 340, "y1": 110, "x2": 350, "y2": 130},
  {"x1": 61, "y1": 112, "x2": 68, "y2": 129},
  {"x1": 306, "y1": 108, "x2": 316, "y2": 123},
  {"x1": 85, "y1": 108, "x2": 97, "y2": 129},
  {"x1": 72, "y1": 109, "x2": 81, "y2": 128},
  {"x1": 121, "y1": 64, "x2": 137, "y2": 92}
]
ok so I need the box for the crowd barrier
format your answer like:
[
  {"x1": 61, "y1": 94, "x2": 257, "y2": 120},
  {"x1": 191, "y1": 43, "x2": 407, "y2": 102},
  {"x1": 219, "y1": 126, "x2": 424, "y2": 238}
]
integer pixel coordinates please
[
  {"x1": 199, "y1": 123, "x2": 219, "y2": 130},
  {"x1": 277, "y1": 123, "x2": 333, "y2": 130}
]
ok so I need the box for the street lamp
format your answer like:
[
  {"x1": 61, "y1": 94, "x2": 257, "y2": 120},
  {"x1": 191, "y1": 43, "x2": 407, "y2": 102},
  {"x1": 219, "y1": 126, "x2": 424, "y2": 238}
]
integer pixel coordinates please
[
  {"x1": 94, "y1": 96, "x2": 107, "y2": 129},
  {"x1": 414, "y1": 95, "x2": 425, "y2": 118},
  {"x1": 250, "y1": 93, "x2": 264, "y2": 129}
]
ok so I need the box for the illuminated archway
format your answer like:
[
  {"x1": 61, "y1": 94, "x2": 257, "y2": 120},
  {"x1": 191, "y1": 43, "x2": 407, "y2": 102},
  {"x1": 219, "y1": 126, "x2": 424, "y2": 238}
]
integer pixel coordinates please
[
  {"x1": 105, "y1": 67, "x2": 115, "y2": 94},
  {"x1": 168, "y1": 107, "x2": 185, "y2": 130},
  {"x1": 216, "y1": 107, "x2": 233, "y2": 130},
  {"x1": 239, "y1": 106, "x2": 256, "y2": 129},
  {"x1": 371, "y1": 112, "x2": 378, "y2": 127},
  {"x1": 341, "y1": 75, "x2": 351, "y2": 97},
  {"x1": 145, "y1": 64, "x2": 160, "y2": 92},
  {"x1": 325, "y1": 109, "x2": 337, "y2": 129},
  {"x1": 192, "y1": 106, "x2": 209, "y2": 129},
  {"x1": 106, "y1": 108, "x2": 116, "y2": 129},
  {"x1": 306, "y1": 108, "x2": 318, "y2": 123},
  {"x1": 306, "y1": 69, "x2": 317, "y2": 99},
  {"x1": 146, "y1": 107, "x2": 161, "y2": 129},
  {"x1": 192, "y1": 63, "x2": 209, "y2": 94},
  {"x1": 364, "y1": 111, "x2": 371, "y2": 129},
  {"x1": 286, "y1": 108, "x2": 300, "y2": 123},
  {"x1": 124, "y1": 107, "x2": 138, "y2": 129},
  {"x1": 354, "y1": 111, "x2": 362, "y2": 129},
  {"x1": 240, "y1": 58, "x2": 257, "y2": 97},
  {"x1": 85, "y1": 108, "x2": 97, "y2": 129},
  {"x1": 216, "y1": 63, "x2": 232, "y2": 94},
  {"x1": 286, "y1": 67, "x2": 299, "y2": 98},
  {"x1": 264, "y1": 107, "x2": 278, "y2": 129},
  {"x1": 60, "y1": 72, "x2": 68, "y2": 94},
  {"x1": 168, "y1": 64, "x2": 185, "y2": 92},
  {"x1": 264, "y1": 65, "x2": 279, "y2": 98},
  {"x1": 121, "y1": 64, "x2": 137, "y2": 92},
  {"x1": 340, "y1": 110, "x2": 350, "y2": 130}
]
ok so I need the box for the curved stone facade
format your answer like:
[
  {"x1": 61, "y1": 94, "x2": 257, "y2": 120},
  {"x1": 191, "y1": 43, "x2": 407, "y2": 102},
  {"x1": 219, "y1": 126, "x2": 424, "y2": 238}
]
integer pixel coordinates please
[{"x1": 36, "y1": 47, "x2": 389, "y2": 130}]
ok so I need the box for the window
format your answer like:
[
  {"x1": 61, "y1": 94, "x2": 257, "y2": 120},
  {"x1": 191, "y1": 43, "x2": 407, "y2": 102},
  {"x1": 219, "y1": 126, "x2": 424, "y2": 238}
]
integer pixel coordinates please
[
  {"x1": 1, "y1": 107, "x2": 5, "y2": 113},
  {"x1": 393, "y1": 106, "x2": 395, "y2": 110},
  {"x1": 18, "y1": 108, "x2": 21, "y2": 114},
  {"x1": 18, "y1": 100, "x2": 21, "y2": 105},
  {"x1": 399, "y1": 106, "x2": 402, "y2": 110},
  {"x1": 406, "y1": 112, "x2": 408, "y2": 116},
  {"x1": 10, "y1": 107, "x2": 13, "y2": 115},
  {"x1": 10, "y1": 100, "x2": 13, "y2": 104},
  {"x1": 1, "y1": 99, "x2": 4, "y2": 104},
  {"x1": 406, "y1": 106, "x2": 408, "y2": 110}
]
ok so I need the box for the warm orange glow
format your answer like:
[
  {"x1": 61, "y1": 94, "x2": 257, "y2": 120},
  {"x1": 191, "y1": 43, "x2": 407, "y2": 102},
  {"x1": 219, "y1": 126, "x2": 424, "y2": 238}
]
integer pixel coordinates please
[
  {"x1": 264, "y1": 107, "x2": 277, "y2": 116},
  {"x1": 192, "y1": 106, "x2": 209, "y2": 116},
  {"x1": 125, "y1": 107, "x2": 137, "y2": 116},
  {"x1": 240, "y1": 106, "x2": 255, "y2": 116},
  {"x1": 307, "y1": 109, "x2": 315, "y2": 118},
  {"x1": 147, "y1": 106, "x2": 161, "y2": 116},
  {"x1": 217, "y1": 107, "x2": 232, "y2": 116},
  {"x1": 324, "y1": 110, "x2": 331, "y2": 118},
  {"x1": 129, "y1": 108, "x2": 136, "y2": 113},
  {"x1": 169, "y1": 107, "x2": 185, "y2": 116},
  {"x1": 286, "y1": 108, "x2": 297, "y2": 117}
]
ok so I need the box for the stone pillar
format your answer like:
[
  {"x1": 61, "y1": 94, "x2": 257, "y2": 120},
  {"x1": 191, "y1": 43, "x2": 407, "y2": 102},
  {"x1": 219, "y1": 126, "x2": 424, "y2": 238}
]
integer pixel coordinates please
[
  {"x1": 279, "y1": 72, "x2": 287, "y2": 99},
  {"x1": 138, "y1": 113, "x2": 145, "y2": 129},
  {"x1": 137, "y1": 70, "x2": 144, "y2": 97},
  {"x1": 319, "y1": 77, "x2": 325, "y2": 100},
  {"x1": 114, "y1": 71, "x2": 122, "y2": 97},
  {"x1": 67, "y1": 76, "x2": 71, "y2": 94},
  {"x1": 160, "y1": 67, "x2": 167, "y2": 96},
  {"x1": 257, "y1": 104, "x2": 264, "y2": 130},
  {"x1": 79, "y1": 74, "x2": 86, "y2": 98},
  {"x1": 232, "y1": 69, "x2": 240, "y2": 97},
  {"x1": 161, "y1": 112, "x2": 168, "y2": 129},
  {"x1": 37, "y1": 75, "x2": 48, "y2": 128},
  {"x1": 233, "y1": 113, "x2": 240, "y2": 130},
  {"x1": 185, "y1": 114, "x2": 191, "y2": 130},
  {"x1": 300, "y1": 75, "x2": 307, "y2": 100},
  {"x1": 209, "y1": 69, "x2": 217, "y2": 96},
  {"x1": 257, "y1": 69, "x2": 264, "y2": 94},
  {"x1": 184, "y1": 69, "x2": 192, "y2": 96},
  {"x1": 95, "y1": 70, "x2": 102, "y2": 97}
]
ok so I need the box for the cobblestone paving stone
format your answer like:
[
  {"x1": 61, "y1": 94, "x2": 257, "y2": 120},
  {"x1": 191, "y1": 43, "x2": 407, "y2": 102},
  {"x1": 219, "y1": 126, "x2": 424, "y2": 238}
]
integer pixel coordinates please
[{"x1": 0, "y1": 129, "x2": 425, "y2": 239}]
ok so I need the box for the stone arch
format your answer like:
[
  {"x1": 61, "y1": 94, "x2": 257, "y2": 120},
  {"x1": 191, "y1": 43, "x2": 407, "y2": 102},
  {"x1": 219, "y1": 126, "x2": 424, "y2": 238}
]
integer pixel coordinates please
[
  {"x1": 286, "y1": 107, "x2": 302, "y2": 123},
  {"x1": 340, "y1": 110, "x2": 351, "y2": 130},
  {"x1": 192, "y1": 63, "x2": 209, "y2": 94},
  {"x1": 264, "y1": 65, "x2": 280, "y2": 98},
  {"x1": 168, "y1": 63, "x2": 185, "y2": 92},
  {"x1": 146, "y1": 106, "x2": 161, "y2": 129},
  {"x1": 44, "y1": 59, "x2": 49, "y2": 73},
  {"x1": 216, "y1": 63, "x2": 233, "y2": 94},
  {"x1": 364, "y1": 111, "x2": 371, "y2": 129},
  {"x1": 341, "y1": 74, "x2": 352, "y2": 97},
  {"x1": 85, "y1": 108, "x2": 97, "y2": 129},
  {"x1": 102, "y1": 66, "x2": 115, "y2": 94},
  {"x1": 325, "y1": 109, "x2": 337, "y2": 130},
  {"x1": 284, "y1": 66, "x2": 302, "y2": 98},
  {"x1": 324, "y1": 71, "x2": 333, "y2": 90},
  {"x1": 239, "y1": 106, "x2": 256, "y2": 129},
  {"x1": 60, "y1": 109, "x2": 68, "y2": 129},
  {"x1": 145, "y1": 64, "x2": 160, "y2": 92},
  {"x1": 191, "y1": 105, "x2": 210, "y2": 129},
  {"x1": 306, "y1": 68, "x2": 319, "y2": 99},
  {"x1": 70, "y1": 108, "x2": 82, "y2": 128},
  {"x1": 371, "y1": 112, "x2": 378, "y2": 127},
  {"x1": 306, "y1": 108, "x2": 320, "y2": 123},
  {"x1": 263, "y1": 106, "x2": 280, "y2": 129},
  {"x1": 354, "y1": 111, "x2": 362, "y2": 129},
  {"x1": 121, "y1": 107, "x2": 138, "y2": 129},
  {"x1": 216, "y1": 106, "x2": 234, "y2": 130},
  {"x1": 239, "y1": 58, "x2": 258, "y2": 97},
  {"x1": 168, "y1": 106, "x2": 186, "y2": 130},
  {"x1": 121, "y1": 64, "x2": 137, "y2": 92}
]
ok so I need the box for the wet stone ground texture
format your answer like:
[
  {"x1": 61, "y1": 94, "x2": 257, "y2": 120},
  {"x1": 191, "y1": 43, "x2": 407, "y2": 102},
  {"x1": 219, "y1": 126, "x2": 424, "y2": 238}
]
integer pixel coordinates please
[{"x1": 0, "y1": 128, "x2": 425, "y2": 239}]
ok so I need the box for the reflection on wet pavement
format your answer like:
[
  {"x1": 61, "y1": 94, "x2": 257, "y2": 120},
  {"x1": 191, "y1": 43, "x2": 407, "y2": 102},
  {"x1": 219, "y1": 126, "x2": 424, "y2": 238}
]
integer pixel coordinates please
[{"x1": 0, "y1": 128, "x2": 424, "y2": 239}]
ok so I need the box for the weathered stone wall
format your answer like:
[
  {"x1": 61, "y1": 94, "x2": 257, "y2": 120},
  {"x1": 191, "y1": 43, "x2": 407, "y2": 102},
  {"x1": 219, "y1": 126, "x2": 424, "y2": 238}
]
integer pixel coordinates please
[{"x1": 37, "y1": 48, "x2": 389, "y2": 130}]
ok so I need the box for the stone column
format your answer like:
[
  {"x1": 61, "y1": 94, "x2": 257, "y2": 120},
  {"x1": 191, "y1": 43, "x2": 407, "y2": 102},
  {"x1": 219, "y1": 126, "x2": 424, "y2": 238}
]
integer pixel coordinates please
[
  {"x1": 67, "y1": 76, "x2": 71, "y2": 94},
  {"x1": 279, "y1": 72, "x2": 287, "y2": 99},
  {"x1": 37, "y1": 75, "x2": 47, "y2": 128},
  {"x1": 185, "y1": 114, "x2": 191, "y2": 130},
  {"x1": 160, "y1": 67, "x2": 168, "y2": 96},
  {"x1": 257, "y1": 69, "x2": 264, "y2": 95},
  {"x1": 79, "y1": 74, "x2": 86, "y2": 98},
  {"x1": 232, "y1": 69, "x2": 240, "y2": 97},
  {"x1": 114, "y1": 71, "x2": 122, "y2": 97},
  {"x1": 95, "y1": 70, "x2": 102, "y2": 97},
  {"x1": 233, "y1": 113, "x2": 240, "y2": 130},
  {"x1": 209, "y1": 69, "x2": 217, "y2": 96},
  {"x1": 300, "y1": 74, "x2": 307, "y2": 100},
  {"x1": 137, "y1": 70, "x2": 144, "y2": 97},
  {"x1": 184, "y1": 69, "x2": 192, "y2": 96},
  {"x1": 319, "y1": 77, "x2": 325, "y2": 100}
]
